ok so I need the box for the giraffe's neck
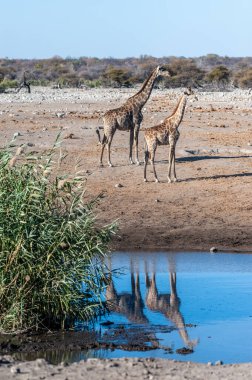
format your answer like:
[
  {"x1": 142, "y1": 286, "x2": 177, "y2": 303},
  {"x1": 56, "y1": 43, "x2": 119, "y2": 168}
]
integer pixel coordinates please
[
  {"x1": 127, "y1": 68, "x2": 158, "y2": 109},
  {"x1": 169, "y1": 95, "x2": 188, "y2": 128}
]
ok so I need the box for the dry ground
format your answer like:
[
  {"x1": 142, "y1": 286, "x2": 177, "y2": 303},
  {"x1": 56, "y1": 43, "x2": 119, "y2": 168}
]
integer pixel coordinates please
[
  {"x1": 1, "y1": 86, "x2": 252, "y2": 252},
  {"x1": 1, "y1": 355, "x2": 252, "y2": 380},
  {"x1": 1, "y1": 87, "x2": 252, "y2": 378}
]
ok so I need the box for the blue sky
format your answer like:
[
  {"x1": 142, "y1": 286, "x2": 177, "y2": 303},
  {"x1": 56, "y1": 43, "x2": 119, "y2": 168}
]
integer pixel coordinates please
[{"x1": 1, "y1": 0, "x2": 251, "y2": 59}]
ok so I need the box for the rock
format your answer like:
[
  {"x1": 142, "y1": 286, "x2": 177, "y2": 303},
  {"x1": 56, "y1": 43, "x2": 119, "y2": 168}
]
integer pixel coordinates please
[
  {"x1": 100, "y1": 320, "x2": 114, "y2": 326},
  {"x1": 56, "y1": 112, "x2": 66, "y2": 118},
  {"x1": 210, "y1": 247, "x2": 218, "y2": 253},
  {"x1": 215, "y1": 360, "x2": 223, "y2": 366},
  {"x1": 13, "y1": 132, "x2": 21, "y2": 138},
  {"x1": 34, "y1": 358, "x2": 48, "y2": 367},
  {"x1": 10, "y1": 366, "x2": 21, "y2": 374},
  {"x1": 115, "y1": 183, "x2": 123, "y2": 188},
  {"x1": 64, "y1": 133, "x2": 74, "y2": 139}
]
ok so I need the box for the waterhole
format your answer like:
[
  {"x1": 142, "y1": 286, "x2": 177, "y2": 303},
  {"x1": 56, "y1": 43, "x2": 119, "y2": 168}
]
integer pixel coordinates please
[{"x1": 15, "y1": 251, "x2": 252, "y2": 364}]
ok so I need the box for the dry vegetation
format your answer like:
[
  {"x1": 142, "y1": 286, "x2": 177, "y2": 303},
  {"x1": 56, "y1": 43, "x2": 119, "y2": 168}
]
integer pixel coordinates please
[{"x1": 0, "y1": 54, "x2": 252, "y2": 92}]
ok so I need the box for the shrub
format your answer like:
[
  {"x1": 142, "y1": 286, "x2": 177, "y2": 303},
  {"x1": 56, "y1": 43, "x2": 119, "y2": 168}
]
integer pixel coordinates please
[
  {"x1": 0, "y1": 138, "x2": 116, "y2": 333},
  {"x1": 101, "y1": 66, "x2": 133, "y2": 87},
  {"x1": 83, "y1": 79, "x2": 102, "y2": 88},
  {"x1": 0, "y1": 79, "x2": 18, "y2": 93},
  {"x1": 164, "y1": 59, "x2": 205, "y2": 88},
  {"x1": 233, "y1": 67, "x2": 252, "y2": 88},
  {"x1": 206, "y1": 65, "x2": 230, "y2": 83}
]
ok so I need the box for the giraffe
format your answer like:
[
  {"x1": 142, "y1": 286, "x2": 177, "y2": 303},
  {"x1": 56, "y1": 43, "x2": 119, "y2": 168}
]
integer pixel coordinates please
[
  {"x1": 96, "y1": 66, "x2": 170, "y2": 167},
  {"x1": 143, "y1": 87, "x2": 194, "y2": 183}
]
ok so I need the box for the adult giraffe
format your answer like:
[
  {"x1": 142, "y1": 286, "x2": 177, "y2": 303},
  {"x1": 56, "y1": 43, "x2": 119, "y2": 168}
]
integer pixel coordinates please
[{"x1": 96, "y1": 66, "x2": 170, "y2": 167}]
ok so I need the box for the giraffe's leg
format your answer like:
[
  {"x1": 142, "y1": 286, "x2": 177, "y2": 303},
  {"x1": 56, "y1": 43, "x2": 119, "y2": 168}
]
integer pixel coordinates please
[
  {"x1": 151, "y1": 149, "x2": 159, "y2": 183},
  {"x1": 144, "y1": 142, "x2": 149, "y2": 182},
  {"x1": 172, "y1": 144, "x2": 177, "y2": 182},
  {"x1": 144, "y1": 148, "x2": 149, "y2": 182},
  {"x1": 129, "y1": 128, "x2": 134, "y2": 164},
  {"x1": 134, "y1": 126, "x2": 140, "y2": 165},
  {"x1": 107, "y1": 133, "x2": 115, "y2": 167},
  {"x1": 168, "y1": 143, "x2": 175, "y2": 183},
  {"x1": 99, "y1": 135, "x2": 107, "y2": 166}
]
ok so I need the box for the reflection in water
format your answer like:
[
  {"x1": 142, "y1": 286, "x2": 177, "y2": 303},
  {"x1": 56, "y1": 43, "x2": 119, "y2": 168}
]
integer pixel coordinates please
[
  {"x1": 145, "y1": 272, "x2": 197, "y2": 349},
  {"x1": 106, "y1": 258, "x2": 198, "y2": 349},
  {"x1": 106, "y1": 265, "x2": 148, "y2": 324},
  {"x1": 14, "y1": 251, "x2": 252, "y2": 364}
]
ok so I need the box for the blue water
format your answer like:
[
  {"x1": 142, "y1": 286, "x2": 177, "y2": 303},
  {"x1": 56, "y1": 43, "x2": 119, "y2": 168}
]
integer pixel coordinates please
[
  {"x1": 15, "y1": 251, "x2": 252, "y2": 364},
  {"x1": 96, "y1": 251, "x2": 252, "y2": 364}
]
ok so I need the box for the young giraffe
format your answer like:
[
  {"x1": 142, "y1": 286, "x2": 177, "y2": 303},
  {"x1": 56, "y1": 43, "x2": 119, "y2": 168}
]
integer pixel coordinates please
[
  {"x1": 143, "y1": 87, "x2": 194, "y2": 183},
  {"x1": 96, "y1": 66, "x2": 170, "y2": 167}
]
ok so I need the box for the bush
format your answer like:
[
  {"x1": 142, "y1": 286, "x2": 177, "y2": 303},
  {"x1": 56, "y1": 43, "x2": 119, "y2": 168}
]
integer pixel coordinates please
[
  {"x1": 0, "y1": 79, "x2": 18, "y2": 93},
  {"x1": 164, "y1": 59, "x2": 205, "y2": 88},
  {"x1": 101, "y1": 66, "x2": 133, "y2": 87},
  {"x1": 206, "y1": 65, "x2": 230, "y2": 83},
  {"x1": 233, "y1": 67, "x2": 252, "y2": 88},
  {"x1": 83, "y1": 79, "x2": 102, "y2": 88},
  {"x1": 0, "y1": 139, "x2": 116, "y2": 333}
]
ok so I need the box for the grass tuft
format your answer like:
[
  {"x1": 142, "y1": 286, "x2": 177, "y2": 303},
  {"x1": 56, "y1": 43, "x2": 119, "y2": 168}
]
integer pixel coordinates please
[{"x1": 0, "y1": 137, "x2": 116, "y2": 333}]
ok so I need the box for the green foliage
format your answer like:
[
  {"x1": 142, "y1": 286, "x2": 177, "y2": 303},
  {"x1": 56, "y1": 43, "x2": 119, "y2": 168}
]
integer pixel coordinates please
[
  {"x1": 206, "y1": 65, "x2": 230, "y2": 83},
  {"x1": 0, "y1": 139, "x2": 116, "y2": 333},
  {"x1": 102, "y1": 66, "x2": 133, "y2": 87},
  {"x1": 29, "y1": 79, "x2": 50, "y2": 86},
  {"x1": 0, "y1": 79, "x2": 18, "y2": 92},
  {"x1": 83, "y1": 79, "x2": 102, "y2": 88}
]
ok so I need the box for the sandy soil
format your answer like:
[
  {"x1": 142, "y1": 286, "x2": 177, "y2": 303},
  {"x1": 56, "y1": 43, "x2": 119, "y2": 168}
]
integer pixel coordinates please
[
  {"x1": 1, "y1": 86, "x2": 252, "y2": 252},
  {"x1": 0, "y1": 86, "x2": 252, "y2": 378}
]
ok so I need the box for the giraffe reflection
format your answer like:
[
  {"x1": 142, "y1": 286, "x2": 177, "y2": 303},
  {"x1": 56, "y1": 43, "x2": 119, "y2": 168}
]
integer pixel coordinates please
[
  {"x1": 145, "y1": 270, "x2": 197, "y2": 349},
  {"x1": 106, "y1": 266, "x2": 148, "y2": 324},
  {"x1": 106, "y1": 259, "x2": 198, "y2": 349}
]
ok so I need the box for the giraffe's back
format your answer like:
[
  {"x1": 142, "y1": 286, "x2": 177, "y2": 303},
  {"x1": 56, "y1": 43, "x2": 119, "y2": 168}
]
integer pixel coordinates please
[{"x1": 103, "y1": 106, "x2": 133, "y2": 132}]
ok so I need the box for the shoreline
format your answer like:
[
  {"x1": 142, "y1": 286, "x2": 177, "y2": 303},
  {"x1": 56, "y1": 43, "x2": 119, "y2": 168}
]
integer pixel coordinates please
[{"x1": 1, "y1": 356, "x2": 252, "y2": 380}]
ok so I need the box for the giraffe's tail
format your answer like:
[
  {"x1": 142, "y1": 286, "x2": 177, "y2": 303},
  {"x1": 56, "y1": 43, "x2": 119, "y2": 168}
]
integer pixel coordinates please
[
  {"x1": 96, "y1": 128, "x2": 101, "y2": 144},
  {"x1": 144, "y1": 140, "x2": 150, "y2": 163},
  {"x1": 96, "y1": 127, "x2": 107, "y2": 145}
]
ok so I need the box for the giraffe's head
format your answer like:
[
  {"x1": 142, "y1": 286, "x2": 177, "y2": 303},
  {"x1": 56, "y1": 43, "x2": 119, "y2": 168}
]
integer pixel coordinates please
[
  {"x1": 156, "y1": 65, "x2": 171, "y2": 78},
  {"x1": 184, "y1": 86, "x2": 199, "y2": 101}
]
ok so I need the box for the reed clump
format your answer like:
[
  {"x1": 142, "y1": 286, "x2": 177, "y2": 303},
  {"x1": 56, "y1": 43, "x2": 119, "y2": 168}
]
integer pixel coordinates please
[{"x1": 0, "y1": 140, "x2": 116, "y2": 333}]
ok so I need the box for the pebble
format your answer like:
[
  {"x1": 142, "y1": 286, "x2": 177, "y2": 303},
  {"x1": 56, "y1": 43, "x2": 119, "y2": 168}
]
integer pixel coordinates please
[
  {"x1": 115, "y1": 183, "x2": 123, "y2": 188},
  {"x1": 10, "y1": 366, "x2": 21, "y2": 374},
  {"x1": 13, "y1": 132, "x2": 21, "y2": 138},
  {"x1": 56, "y1": 112, "x2": 66, "y2": 118},
  {"x1": 210, "y1": 246, "x2": 218, "y2": 253}
]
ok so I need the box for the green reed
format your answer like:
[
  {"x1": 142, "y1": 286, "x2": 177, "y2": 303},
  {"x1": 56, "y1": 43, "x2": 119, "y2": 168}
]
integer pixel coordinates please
[{"x1": 0, "y1": 139, "x2": 116, "y2": 333}]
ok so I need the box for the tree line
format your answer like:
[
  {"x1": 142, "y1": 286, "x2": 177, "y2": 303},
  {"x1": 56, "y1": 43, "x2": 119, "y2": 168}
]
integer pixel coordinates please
[{"x1": 0, "y1": 54, "x2": 252, "y2": 92}]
